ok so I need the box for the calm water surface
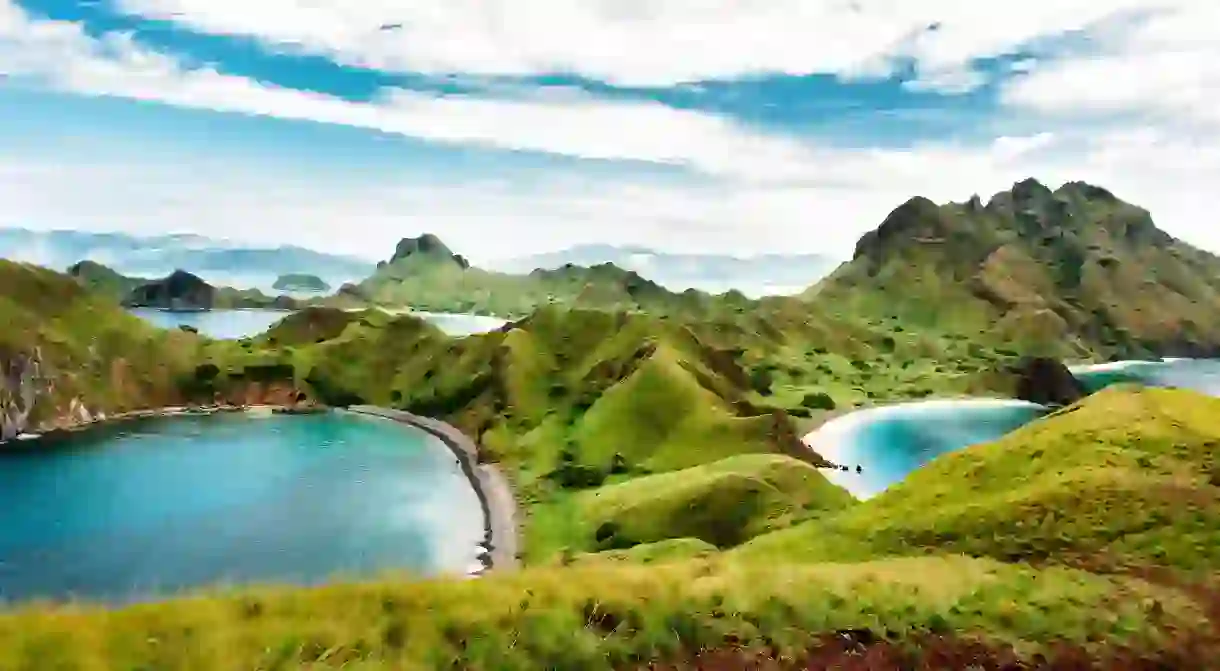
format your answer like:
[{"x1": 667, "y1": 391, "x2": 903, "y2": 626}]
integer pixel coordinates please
[
  {"x1": 127, "y1": 308, "x2": 508, "y2": 339},
  {"x1": 0, "y1": 412, "x2": 484, "y2": 603}
]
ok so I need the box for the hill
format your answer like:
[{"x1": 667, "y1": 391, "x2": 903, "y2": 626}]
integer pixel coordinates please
[
  {"x1": 737, "y1": 386, "x2": 1220, "y2": 576},
  {"x1": 486, "y1": 243, "x2": 841, "y2": 296},
  {"x1": 340, "y1": 234, "x2": 753, "y2": 318},
  {"x1": 0, "y1": 260, "x2": 204, "y2": 439},
  {"x1": 807, "y1": 179, "x2": 1220, "y2": 359}
]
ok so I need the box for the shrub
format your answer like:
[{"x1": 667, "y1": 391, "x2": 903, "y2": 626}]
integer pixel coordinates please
[{"x1": 800, "y1": 392, "x2": 836, "y2": 411}]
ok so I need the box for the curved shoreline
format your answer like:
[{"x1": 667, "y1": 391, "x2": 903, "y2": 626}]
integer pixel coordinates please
[{"x1": 344, "y1": 405, "x2": 519, "y2": 574}]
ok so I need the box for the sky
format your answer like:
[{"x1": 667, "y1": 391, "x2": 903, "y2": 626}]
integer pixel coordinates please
[{"x1": 0, "y1": 1, "x2": 1217, "y2": 263}]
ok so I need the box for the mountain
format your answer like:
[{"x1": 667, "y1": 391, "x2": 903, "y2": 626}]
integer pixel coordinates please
[
  {"x1": 343, "y1": 234, "x2": 755, "y2": 318},
  {"x1": 0, "y1": 228, "x2": 374, "y2": 291},
  {"x1": 806, "y1": 179, "x2": 1220, "y2": 359},
  {"x1": 486, "y1": 244, "x2": 841, "y2": 296}
]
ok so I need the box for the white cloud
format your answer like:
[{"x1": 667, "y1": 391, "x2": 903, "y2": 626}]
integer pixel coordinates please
[
  {"x1": 108, "y1": 0, "x2": 1165, "y2": 90},
  {"x1": 0, "y1": 0, "x2": 1219, "y2": 262},
  {"x1": 1001, "y1": 3, "x2": 1220, "y2": 128}
]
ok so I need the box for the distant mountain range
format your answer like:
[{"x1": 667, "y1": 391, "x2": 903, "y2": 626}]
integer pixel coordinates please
[
  {"x1": 485, "y1": 245, "x2": 842, "y2": 297},
  {"x1": 0, "y1": 230, "x2": 840, "y2": 297},
  {"x1": 0, "y1": 228, "x2": 375, "y2": 292}
]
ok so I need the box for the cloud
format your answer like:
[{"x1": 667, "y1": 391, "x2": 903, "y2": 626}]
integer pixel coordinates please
[
  {"x1": 1, "y1": 0, "x2": 1218, "y2": 261},
  {"x1": 1000, "y1": 3, "x2": 1220, "y2": 129},
  {"x1": 109, "y1": 0, "x2": 1162, "y2": 90}
]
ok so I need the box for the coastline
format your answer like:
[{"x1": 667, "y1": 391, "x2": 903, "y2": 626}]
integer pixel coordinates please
[
  {"x1": 345, "y1": 405, "x2": 519, "y2": 574},
  {"x1": 0, "y1": 403, "x2": 322, "y2": 452}
]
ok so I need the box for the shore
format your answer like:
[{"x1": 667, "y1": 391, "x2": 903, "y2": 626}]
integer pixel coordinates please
[
  {"x1": 345, "y1": 405, "x2": 519, "y2": 574},
  {"x1": 0, "y1": 402, "x2": 324, "y2": 451}
]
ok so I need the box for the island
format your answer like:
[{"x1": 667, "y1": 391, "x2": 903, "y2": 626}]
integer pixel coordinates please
[{"x1": 272, "y1": 273, "x2": 331, "y2": 292}]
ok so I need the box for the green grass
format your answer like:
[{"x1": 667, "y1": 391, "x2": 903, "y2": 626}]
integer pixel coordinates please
[
  {"x1": 0, "y1": 555, "x2": 1203, "y2": 670},
  {"x1": 0, "y1": 260, "x2": 205, "y2": 426},
  {"x1": 735, "y1": 387, "x2": 1220, "y2": 576},
  {"x1": 573, "y1": 454, "x2": 854, "y2": 551}
]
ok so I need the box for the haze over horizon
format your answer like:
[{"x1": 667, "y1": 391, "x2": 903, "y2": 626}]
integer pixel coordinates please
[{"x1": 1, "y1": 1, "x2": 1217, "y2": 262}]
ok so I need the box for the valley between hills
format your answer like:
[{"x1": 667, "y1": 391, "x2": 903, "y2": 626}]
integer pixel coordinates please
[{"x1": 2, "y1": 178, "x2": 1220, "y2": 669}]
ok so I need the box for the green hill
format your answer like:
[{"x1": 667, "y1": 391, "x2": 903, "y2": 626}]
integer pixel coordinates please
[
  {"x1": 341, "y1": 234, "x2": 750, "y2": 318},
  {"x1": 807, "y1": 179, "x2": 1220, "y2": 359},
  {"x1": 736, "y1": 387, "x2": 1220, "y2": 575},
  {"x1": 0, "y1": 260, "x2": 202, "y2": 437}
]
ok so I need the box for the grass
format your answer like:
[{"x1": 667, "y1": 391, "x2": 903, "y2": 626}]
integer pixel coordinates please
[
  {"x1": 572, "y1": 454, "x2": 854, "y2": 551},
  {"x1": 0, "y1": 555, "x2": 1204, "y2": 670},
  {"x1": 0, "y1": 260, "x2": 205, "y2": 428},
  {"x1": 735, "y1": 387, "x2": 1220, "y2": 576}
]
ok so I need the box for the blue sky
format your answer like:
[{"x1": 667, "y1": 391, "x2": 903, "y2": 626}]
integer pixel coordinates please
[{"x1": 0, "y1": 0, "x2": 1216, "y2": 262}]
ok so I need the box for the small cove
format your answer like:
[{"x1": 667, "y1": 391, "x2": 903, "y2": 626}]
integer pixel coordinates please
[
  {"x1": 0, "y1": 411, "x2": 485, "y2": 603},
  {"x1": 805, "y1": 358, "x2": 1220, "y2": 499},
  {"x1": 127, "y1": 307, "x2": 509, "y2": 339}
]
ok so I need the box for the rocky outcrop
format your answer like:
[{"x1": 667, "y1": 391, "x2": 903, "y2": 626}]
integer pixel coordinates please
[
  {"x1": 385, "y1": 234, "x2": 470, "y2": 269},
  {"x1": 0, "y1": 347, "x2": 48, "y2": 440},
  {"x1": 123, "y1": 269, "x2": 216, "y2": 311},
  {"x1": 1010, "y1": 356, "x2": 1086, "y2": 407}
]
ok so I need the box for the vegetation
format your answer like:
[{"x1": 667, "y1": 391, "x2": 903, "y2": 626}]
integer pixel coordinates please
[
  {"x1": 736, "y1": 387, "x2": 1220, "y2": 575},
  {"x1": 0, "y1": 260, "x2": 203, "y2": 432},
  {"x1": 5, "y1": 179, "x2": 1220, "y2": 666},
  {"x1": 68, "y1": 261, "x2": 305, "y2": 310},
  {"x1": 335, "y1": 234, "x2": 757, "y2": 319},
  {"x1": 808, "y1": 179, "x2": 1220, "y2": 359}
]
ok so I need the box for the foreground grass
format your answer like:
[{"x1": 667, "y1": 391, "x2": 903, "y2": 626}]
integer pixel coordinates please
[{"x1": 0, "y1": 555, "x2": 1203, "y2": 670}]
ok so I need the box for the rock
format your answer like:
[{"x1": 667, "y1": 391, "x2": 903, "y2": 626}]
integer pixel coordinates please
[
  {"x1": 0, "y1": 347, "x2": 48, "y2": 441},
  {"x1": 1010, "y1": 356, "x2": 1085, "y2": 407}
]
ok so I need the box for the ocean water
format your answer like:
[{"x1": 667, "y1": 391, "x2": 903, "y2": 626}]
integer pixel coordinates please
[
  {"x1": 127, "y1": 307, "x2": 509, "y2": 339},
  {"x1": 0, "y1": 411, "x2": 485, "y2": 603},
  {"x1": 803, "y1": 399, "x2": 1049, "y2": 499},
  {"x1": 1071, "y1": 358, "x2": 1220, "y2": 396}
]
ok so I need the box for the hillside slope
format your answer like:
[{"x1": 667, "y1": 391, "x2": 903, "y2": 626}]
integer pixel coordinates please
[
  {"x1": 808, "y1": 179, "x2": 1220, "y2": 358},
  {"x1": 737, "y1": 386, "x2": 1220, "y2": 575},
  {"x1": 0, "y1": 260, "x2": 202, "y2": 438}
]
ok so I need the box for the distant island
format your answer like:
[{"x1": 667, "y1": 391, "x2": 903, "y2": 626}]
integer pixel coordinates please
[{"x1": 272, "y1": 273, "x2": 331, "y2": 292}]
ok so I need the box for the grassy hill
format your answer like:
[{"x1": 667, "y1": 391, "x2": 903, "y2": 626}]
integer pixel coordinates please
[
  {"x1": 807, "y1": 179, "x2": 1220, "y2": 359},
  {"x1": 736, "y1": 387, "x2": 1220, "y2": 576},
  {"x1": 0, "y1": 260, "x2": 203, "y2": 436},
  {"x1": 341, "y1": 234, "x2": 753, "y2": 319}
]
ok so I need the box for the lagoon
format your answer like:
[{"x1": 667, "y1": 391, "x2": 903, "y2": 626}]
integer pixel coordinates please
[
  {"x1": 0, "y1": 411, "x2": 484, "y2": 603},
  {"x1": 127, "y1": 307, "x2": 508, "y2": 339}
]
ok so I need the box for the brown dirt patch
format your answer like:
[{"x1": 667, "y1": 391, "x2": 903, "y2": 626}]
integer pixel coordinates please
[{"x1": 634, "y1": 629, "x2": 1210, "y2": 670}]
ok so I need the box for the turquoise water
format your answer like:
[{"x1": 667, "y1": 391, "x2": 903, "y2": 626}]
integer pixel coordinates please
[
  {"x1": 0, "y1": 412, "x2": 484, "y2": 603},
  {"x1": 1071, "y1": 358, "x2": 1220, "y2": 396},
  {"x1": 127, "y1": 308, "x2": 508, "y2": 339},
  {"x1": 804, "y1": 399, "x2": 1049, "y2": 499}
]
